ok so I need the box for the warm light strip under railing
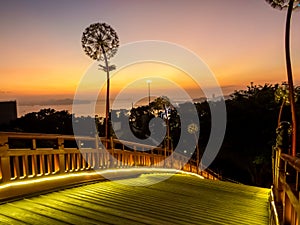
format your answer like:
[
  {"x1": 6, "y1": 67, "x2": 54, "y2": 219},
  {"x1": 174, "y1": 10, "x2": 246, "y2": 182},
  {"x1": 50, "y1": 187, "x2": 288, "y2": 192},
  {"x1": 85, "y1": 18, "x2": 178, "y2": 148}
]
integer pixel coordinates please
[{"x1": 0, "y1": 168, "x2": 204, "y2": 190}]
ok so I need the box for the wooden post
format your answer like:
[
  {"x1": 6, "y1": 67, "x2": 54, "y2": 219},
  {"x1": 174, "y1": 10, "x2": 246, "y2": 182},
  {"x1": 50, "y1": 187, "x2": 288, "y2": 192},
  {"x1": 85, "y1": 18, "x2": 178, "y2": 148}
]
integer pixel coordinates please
[
  {"x1": 282, "y1": 161, "x2": 288, "y2": 224},
  {"x1": 295, "y1": 208, "x2": 298, "y2": 225},
  {"x1": 95, "y1": 135, "x2": 99, "y2": 149},
  {"x1": 59, "y1": 153, "x2": 65, "y2": 174},
  {"x1": 0, "y1": 156, "x2": 11, "y2": 182},
  {"x1": 296, "y1": 171, "x2": 299, "y2": 192},
  {"x1": 272, "y1": 146, "x2": 276, "y2": 188},
  {"x1": 151, "y1": 148, "x2": 154, "y2": 166},
  {"x1": 32, "y1": 139, "x2": 37, "y2": 150},
  {"x1": 170, "y1": 144, "x2": 174, "y2": 169},
  {"x1": 57, "y1": 138, "x2": 64, "y2": 150},
  {"x1": 164, "y1": 146, "x2": 167, "y2": 168},
  {"x1": 0, "y1": 134, "x2": 10, "y2": 182},
  {"x1": 285, "y1": 192, "x2": 291, "y2": 224},
  {"x1": 110, "y1": 137, "x2": 115, "y2": 168},
  {"x1": 134, "y1": 146, "x2": 137, "y2": 166},
  {"x1": 274, "y1": 147, "x2": 282, "y2": 202},
  {"x1": 93, "y1": 135, "x2": 100, "y2": 170},
  {"x1": 0, "y1": 134, "x2": 8, "y2": 151}
]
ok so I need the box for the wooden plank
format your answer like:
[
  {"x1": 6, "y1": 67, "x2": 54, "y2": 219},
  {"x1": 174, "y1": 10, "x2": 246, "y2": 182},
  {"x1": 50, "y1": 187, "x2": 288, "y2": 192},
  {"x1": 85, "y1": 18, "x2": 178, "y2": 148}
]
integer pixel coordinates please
[{"x1": 0, "y1": 173, "x2": 270, "y2": 225}]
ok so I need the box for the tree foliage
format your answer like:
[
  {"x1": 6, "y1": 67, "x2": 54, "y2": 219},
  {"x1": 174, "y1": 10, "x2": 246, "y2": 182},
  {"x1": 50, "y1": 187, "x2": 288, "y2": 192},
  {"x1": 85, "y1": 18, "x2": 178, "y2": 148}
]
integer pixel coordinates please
[
  {"x1": 7, "y1": 109, "x2": 73, "y2": 134},
  {"x1": 3, "y1": 83, "x2": 300, "y2": 187},
  {"x1": 128, "y1": 96, "x2": 181, "y2": 148},
  {"x1": 211, "y1": 84, "x2": 278, "y2": 186},
  {"x1": 1, "y1": 109, "x2": 101, "y2": 137},
  {"x1": 207, "y1": 83, "x2": 300, "y2": 186}
]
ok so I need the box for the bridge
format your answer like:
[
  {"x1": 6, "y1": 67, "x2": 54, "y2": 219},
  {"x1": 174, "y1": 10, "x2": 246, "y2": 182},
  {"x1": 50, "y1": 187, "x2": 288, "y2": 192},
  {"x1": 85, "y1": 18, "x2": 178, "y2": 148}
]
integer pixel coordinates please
[{"x1": 0, "y1": 132, "x2": 297, "y2": 224}]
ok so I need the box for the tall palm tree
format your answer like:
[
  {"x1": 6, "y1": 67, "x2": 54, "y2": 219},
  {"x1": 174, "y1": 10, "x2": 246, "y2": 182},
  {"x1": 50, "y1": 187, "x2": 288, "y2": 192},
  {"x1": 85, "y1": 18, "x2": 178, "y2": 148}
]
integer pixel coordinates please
[
  {"x1": 81, "y1": 22, "x2": 119, "y2": 145},
  {"x1": 266, "y1": 0, "x2": 300, "y2": 156}
]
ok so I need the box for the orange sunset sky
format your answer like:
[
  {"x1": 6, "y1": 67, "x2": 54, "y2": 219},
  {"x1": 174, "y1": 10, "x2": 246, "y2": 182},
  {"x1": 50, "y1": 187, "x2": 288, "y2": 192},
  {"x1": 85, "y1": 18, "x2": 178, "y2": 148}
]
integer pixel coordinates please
[{"x1": 1, "y1": 0, "x2": 300, "y2": 114}]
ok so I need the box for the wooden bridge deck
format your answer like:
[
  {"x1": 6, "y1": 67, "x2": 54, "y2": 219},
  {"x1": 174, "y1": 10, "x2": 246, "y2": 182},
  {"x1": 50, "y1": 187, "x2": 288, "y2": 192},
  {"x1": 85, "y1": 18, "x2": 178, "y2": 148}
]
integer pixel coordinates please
[{"x1": 0, "y1": 172, "x2": 270, "y2": 225}]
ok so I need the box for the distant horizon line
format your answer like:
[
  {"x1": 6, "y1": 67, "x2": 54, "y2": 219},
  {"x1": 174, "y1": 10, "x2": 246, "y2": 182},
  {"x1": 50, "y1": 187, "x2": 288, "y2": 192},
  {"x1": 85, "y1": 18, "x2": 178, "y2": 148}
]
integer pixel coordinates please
[
  {"x1": 2, "y1": 81, "x2": 293, "y2": 107},
  {"x1": 14, "y1": 94, "x2": 231, "y2": 107}
]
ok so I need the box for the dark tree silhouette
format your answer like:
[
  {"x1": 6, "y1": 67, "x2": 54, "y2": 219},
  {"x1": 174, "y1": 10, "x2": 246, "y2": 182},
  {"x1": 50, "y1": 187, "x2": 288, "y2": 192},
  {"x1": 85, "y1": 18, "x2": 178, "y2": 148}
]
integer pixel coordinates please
[
  {"x1": 81, "y1": 22, "x2": 119, "y2": 142},
  {"x1": 265, "y1": 0, "x2": 300, "y2": 156},
  {"x1": 8, "y1": 109, "x2": 73, "y2": 134},
  {"x1": 127, "y1": 97, "x2": 181, "y2": 149},
  {"x1": 208, "y1": 84, "x2": 278, "y2": 186},
  {"x1": 274, "y1": 83, "x2": 300, "y2": 127}
]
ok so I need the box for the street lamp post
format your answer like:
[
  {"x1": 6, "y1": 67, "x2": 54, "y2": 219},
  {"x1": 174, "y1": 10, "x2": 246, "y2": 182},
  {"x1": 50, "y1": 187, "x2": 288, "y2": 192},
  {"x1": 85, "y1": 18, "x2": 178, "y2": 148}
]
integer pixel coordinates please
[
  {"x1": 163, "y1": 104, "x2": 170, "y2": 151},
  {"x1": 188, "y1": 123, "x2": 200, "y2": 174}
]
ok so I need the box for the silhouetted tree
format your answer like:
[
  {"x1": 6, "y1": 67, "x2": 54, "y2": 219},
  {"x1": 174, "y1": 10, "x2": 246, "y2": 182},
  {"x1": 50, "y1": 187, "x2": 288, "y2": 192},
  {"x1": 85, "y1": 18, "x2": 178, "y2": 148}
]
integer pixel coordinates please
[
  {"x1": 275, "y1": 83, "x2": 290, "y2": 126},
  {"x1": 8, "y1": 109, "x2": 73, "y2": 134},
  {"x1": 128, "y1": 97, "x2": 181, "y2": 149},
  {"x1": 208, "y1": 84, "x2": 279, "y2": 186},
  {"x1": 265, "y1": 0, "x2": 300, "y2": 156},
  {"x1": 275, "y1": 83, "x2": 300, "y2": 126},
  {"x1": 81, "y1": 22, "x2": 119, "y2": 143}
]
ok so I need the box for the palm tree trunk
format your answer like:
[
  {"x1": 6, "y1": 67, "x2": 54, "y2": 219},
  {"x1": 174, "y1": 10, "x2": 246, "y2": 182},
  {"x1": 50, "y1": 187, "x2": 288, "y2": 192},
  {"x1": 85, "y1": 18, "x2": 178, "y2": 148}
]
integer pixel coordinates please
[
  {"x1": 101, "y1": 45, "x2": 110, "y2": 149},
  {"x1": 285, "y1": 0, "x2": 297, "y2": 156}
]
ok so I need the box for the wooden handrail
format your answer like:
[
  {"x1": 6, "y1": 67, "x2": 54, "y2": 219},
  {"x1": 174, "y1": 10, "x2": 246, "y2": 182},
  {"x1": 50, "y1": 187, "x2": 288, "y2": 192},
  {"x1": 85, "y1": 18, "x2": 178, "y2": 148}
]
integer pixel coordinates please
[
  {"x1": 0, "y1": 132, "x2": 219, "y2": 188},
  {"x1": 269, "y1": 185, "x2": 280, "y2": 225},
  {"x1": 281, "y1": 153, "x2": 300, "y2": 172},
  {"x1": 273, "y1": 147, "x2": 300, "y2": 225}
]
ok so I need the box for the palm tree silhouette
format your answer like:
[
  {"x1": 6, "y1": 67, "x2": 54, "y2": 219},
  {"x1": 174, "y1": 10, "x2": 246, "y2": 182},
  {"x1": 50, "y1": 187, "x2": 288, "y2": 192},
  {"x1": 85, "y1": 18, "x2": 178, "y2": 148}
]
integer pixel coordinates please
[
  {"x1": 266, "y1": 0, "x2": 300, "y2": 156},
  {"x1": 81, "y1": 22, "x2": 119, "y2": 145}
]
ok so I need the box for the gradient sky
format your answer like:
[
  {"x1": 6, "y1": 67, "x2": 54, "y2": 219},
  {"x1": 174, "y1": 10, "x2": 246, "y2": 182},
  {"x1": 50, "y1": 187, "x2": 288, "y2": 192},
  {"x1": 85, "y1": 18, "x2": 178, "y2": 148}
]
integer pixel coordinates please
[{"x1": 1, "y1": 0, "x2": 300, "y2": 107}]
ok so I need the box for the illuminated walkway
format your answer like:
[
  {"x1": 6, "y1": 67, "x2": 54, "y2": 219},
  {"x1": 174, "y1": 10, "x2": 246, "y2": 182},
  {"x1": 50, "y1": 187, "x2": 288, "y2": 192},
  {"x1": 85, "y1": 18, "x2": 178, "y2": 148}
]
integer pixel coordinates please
[{"x1": 0, "y1": 172, "x2": 269, "y2": 225}]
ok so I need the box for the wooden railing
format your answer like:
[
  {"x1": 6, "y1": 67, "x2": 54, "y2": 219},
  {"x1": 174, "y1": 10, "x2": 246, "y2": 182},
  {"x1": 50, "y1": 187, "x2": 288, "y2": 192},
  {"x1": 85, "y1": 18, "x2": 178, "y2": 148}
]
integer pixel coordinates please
[
  {"x1": 0, "y1": 132, "x2": 219, "y2": 186},
  {"x1": 272, "y1": 146, "x2": 300, "y2": 225}
]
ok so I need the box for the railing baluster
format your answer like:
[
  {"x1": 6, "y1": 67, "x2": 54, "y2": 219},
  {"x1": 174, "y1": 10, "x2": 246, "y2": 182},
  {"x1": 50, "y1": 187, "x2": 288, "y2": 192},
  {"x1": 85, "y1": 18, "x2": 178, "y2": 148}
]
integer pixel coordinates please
[
  {"x1": 23, "y1": 155, "x2": 29, "y2": 178},
  {"x1": 133, "y1": 146, "x2": 137, "y2": 166},
  {"x1": 13, "y1": 156, "x2": 20, "y2": 180},
  {"x1": 32, "y1": 154, "x2": 37, "y2": 177},
  {"x1": 48, "y1": 154, "x2": 53, "y2": 174},
  {"x1": 71, "y1": 153, "x2": 75, "y2": 172},
  {"x1": 0, "y1": 159, "x2": 2, "y2": 182},
  {"x1": 91, "y1": 151, "x2": 96, "y2": 169},
  {"x1": 52, "y1": 154, "x2": 59, "y2": 173},
  {"x1": 0, "y1": 132, "x2": 220, "y2": 192},
  {"x1": 150, "y1": 148, "x2": 154, "y2": 166},
  {"x1": 40, "y1": 154, "x2": 45, "y2": 176}
]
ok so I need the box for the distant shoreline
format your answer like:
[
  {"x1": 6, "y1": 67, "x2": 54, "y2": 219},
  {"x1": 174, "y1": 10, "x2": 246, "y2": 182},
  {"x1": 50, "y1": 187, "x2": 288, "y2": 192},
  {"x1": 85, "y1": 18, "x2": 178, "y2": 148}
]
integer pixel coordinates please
[{"x1": 16, "y1": 96, "x2": 228, "y2": 118}]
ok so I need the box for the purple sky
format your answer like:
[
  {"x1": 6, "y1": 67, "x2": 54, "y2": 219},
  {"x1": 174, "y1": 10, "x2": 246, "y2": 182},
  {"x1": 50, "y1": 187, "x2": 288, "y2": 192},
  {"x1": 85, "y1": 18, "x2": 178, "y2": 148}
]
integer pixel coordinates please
[{"x1": 1, "y1": 0, "x2": 300, "y2": 108}]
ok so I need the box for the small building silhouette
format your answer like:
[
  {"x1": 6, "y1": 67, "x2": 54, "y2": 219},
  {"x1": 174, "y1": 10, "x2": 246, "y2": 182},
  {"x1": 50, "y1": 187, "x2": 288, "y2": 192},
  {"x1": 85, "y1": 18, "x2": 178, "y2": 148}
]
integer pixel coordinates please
[{"x1": 0, "y1": 101, "x2": 17, "y2": 125}]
